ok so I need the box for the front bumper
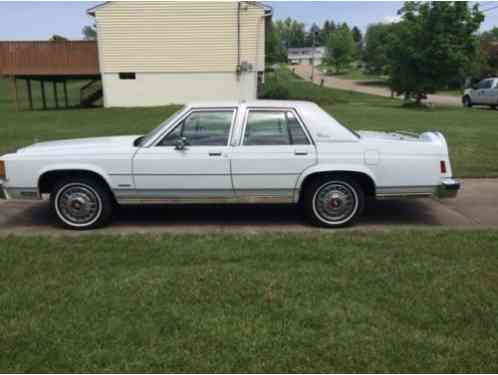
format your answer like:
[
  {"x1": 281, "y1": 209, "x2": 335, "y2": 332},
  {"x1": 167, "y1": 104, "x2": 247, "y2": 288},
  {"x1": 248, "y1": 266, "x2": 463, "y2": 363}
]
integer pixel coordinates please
[{"x1": 437, "y1": 178, "x2": 461, "y2": 198}]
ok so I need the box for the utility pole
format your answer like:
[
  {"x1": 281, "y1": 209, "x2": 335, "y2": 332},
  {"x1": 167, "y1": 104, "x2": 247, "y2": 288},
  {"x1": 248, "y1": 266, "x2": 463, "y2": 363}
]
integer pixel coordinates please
[
  {"x1": 310, "y1": 24, "x2": 320, "y2": 83},
  {"x1": 311, "y1": 33, "x2": 315, "y2": 82}
]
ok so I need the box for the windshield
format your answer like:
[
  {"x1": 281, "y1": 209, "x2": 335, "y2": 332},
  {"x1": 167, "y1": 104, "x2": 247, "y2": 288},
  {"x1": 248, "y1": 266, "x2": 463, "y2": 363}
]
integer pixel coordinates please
[{"x1": 137, "y1": 106, "x2": 186, "y2": 147}]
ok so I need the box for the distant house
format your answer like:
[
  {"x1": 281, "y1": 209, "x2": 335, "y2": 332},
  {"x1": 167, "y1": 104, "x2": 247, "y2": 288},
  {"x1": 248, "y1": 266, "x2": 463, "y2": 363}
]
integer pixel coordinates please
[
  {"x1": 287, "y1": 47, "x2": 326, "y2": 66},
  {"x1": 88, "y1": 1, "x2": 272, "y2": 107}
]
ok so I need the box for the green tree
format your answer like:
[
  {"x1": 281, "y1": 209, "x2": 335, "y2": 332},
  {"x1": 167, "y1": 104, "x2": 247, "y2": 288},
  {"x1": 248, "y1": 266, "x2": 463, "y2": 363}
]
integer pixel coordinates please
[
  {"x1": 49, "y1": 35, "x2": 68, "y2": 42},
  {"x1": 82, "y1": 24, "x2": 97, "y2": 40},
  {"x1": 352, "y1": 26, "x2": 362, "y2": 44},
  {"x1": 325, "y1": 26, "x2": 355, "y2": 73},
  {"x1": 273, "y1": 18, "x2": 306, "y2": 48},
  {"x1": 363, "y1": 23, "x2": 393, "y2": 74},
  {"x1": 266, "y1": 23, "x2": 287, "y2": 65},
  {"x1": 351, "y1": 26, "x2": 363, "y2": 59},
  {"x1": 386, "y1": 1, "x2": 484, "y2": 103},
  {"x1": 320, "y1": 20, "x2": 336, "y2": 45},
  {"x1": 479, "y1": 27, "x2": 498, "y2": 76}
]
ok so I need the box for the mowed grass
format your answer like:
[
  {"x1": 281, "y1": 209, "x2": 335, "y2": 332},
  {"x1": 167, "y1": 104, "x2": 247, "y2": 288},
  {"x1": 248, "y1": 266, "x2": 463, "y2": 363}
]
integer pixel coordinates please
[
  {"x1": 0, "y1": 231, "x2": 498, "y2": 373},
  {"x1": 3, "y1": 70, "x2": 497, "y2": 176},
  {"x1": 0, "y1": 78, "x2": 180, "y2": 154}
]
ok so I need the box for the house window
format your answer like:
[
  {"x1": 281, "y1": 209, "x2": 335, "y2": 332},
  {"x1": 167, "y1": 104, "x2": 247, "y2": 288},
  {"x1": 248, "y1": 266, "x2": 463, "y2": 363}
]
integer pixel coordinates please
[{"x1": 119, "y1": 72, "x2": 136, "y2": 80}]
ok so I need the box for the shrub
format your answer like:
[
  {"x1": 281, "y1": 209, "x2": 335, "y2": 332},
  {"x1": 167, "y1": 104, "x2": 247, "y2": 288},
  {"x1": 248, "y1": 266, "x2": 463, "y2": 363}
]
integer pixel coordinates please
[{"x1": 260, "y1": 75, "x2": 290, "y2": 99}]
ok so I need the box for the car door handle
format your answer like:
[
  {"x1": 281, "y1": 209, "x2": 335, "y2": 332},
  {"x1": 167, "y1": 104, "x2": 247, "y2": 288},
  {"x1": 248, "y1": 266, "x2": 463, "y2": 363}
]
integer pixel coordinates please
[
  {"x1": 208, "y1": 151, "x2": 222, "y2": 157},
  {"x1": 294, "y1": 150, "x2": 308, "y2": 156}
]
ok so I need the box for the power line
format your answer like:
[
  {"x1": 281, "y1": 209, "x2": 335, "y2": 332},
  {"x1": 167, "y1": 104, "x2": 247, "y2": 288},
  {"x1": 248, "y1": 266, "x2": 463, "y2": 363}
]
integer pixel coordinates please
[
  {"x1": 482, "y1": 4, "x2": 498, "y2": 11},
  {"x1": 478, "y1": 1, "x2": 498, "y2": 10}
]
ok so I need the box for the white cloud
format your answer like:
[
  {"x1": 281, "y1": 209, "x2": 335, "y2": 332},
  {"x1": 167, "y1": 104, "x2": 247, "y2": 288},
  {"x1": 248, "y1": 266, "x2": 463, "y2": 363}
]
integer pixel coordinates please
[{"x1": 381, "y1": 15, "x2": 402, "y2": 24}]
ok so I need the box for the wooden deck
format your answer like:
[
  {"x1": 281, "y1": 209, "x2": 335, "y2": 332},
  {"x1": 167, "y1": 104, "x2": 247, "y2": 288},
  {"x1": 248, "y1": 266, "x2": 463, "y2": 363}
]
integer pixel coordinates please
[
  {"x1": 0, "y1": 41, "x2": 99, "y2": 77},
  {"x1": 0, "y1": 41, "x2": 101, "y2": 110}
]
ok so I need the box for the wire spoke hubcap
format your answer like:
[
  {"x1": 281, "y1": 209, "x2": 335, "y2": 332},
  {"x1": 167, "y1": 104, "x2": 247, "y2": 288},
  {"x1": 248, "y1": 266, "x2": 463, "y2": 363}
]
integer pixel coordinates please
[
  {"x1": 57, "y1": 185, "x2": 101, "y2": 225},
  {"x1": 314, "y1": 182, "x2": 357, "y2": 223}
]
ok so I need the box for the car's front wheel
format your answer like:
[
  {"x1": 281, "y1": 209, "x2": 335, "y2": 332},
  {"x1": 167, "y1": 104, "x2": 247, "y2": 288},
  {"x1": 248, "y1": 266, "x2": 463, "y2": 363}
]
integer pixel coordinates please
[
  {"x1": 462, "y1": 96, "x2": 473, "y2": 108},
  {"x1": 50, "y1": 177, "x2": 113, "y2": 230},
  {"x1": 304, "y1": 176, "x2": 365, "y2": 228}
]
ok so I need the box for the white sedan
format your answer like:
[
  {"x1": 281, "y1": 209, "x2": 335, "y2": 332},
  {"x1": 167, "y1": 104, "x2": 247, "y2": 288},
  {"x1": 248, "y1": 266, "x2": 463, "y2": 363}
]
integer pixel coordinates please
[{"x1": 0, "y1": 101, "x2": 460, "y2": 229}]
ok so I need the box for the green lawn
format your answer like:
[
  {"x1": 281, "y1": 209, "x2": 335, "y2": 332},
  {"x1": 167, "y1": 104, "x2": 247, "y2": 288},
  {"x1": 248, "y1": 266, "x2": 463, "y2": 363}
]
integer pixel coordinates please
[
  {"x1": 2, "y1": 77, "x2": 498, "y2": 372},
  {"x1": 1, "y1": 71, "x2": 498, "y2": 178},
  {"x1": 273, "y1": 68, "x2": 498, "y2": 178},
  {"x1": 319, "y1": 64, "x2": 387, "y2": 81},
  {"x1": 0, "y1": 231, "x2": 497, "y2": 373},
  {"x1": 0, "y1": 78, "x2": 180, "y2": 154}
]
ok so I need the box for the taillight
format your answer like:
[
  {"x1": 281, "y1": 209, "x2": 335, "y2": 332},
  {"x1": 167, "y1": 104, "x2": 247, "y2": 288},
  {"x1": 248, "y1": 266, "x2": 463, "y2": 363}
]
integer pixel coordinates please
[
  {"x1": 0, "y1": 160, "x2": 5, "y2": 179},
  {"x1": 440, "y1": 160, "x2": 447, "y2": 174}
]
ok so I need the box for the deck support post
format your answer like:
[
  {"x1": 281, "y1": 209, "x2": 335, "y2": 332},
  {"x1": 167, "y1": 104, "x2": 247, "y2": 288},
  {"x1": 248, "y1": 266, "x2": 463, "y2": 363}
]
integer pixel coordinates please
[
  {"x1": 11, "y1": 77, "x2": 19, "y2": 112},
  {"x1": 26, "y1": 79, "x2": 33, "y2": 110},
  {"x1": 63, "y1": 80, "x2": 69, "y2": 108},
  {"x1": 40, "y1": 80, "x2": 47, "y2": 110},
  {"x1": 53, "y1": 81, "x2": 59, "y2": 109}
]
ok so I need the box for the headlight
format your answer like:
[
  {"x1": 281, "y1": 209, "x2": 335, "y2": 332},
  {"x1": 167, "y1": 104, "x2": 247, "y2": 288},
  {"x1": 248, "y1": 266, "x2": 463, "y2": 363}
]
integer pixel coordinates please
[{"x1": 0, "y1": 160, "x2": 5, "y2": 179}]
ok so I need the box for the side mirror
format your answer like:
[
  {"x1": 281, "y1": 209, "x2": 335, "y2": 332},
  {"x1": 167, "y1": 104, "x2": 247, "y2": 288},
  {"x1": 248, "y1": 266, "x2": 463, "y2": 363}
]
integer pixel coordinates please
[
  {"x1": 174, "y1": 137, "x2": 189, "y2": 151},
  {"x1": 472, "y1": 84, "x2": 478, "y2": 90}
]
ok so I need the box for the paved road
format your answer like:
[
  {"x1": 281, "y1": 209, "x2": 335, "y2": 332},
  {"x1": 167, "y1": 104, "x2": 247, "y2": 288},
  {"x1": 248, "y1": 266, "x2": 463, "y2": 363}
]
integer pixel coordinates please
[
  {"x1": 293, "y1": 64, "x2": 463, "y2": 107},
  {"x1": 0, "y1": 179, "x2": 497, "y2": 235}
]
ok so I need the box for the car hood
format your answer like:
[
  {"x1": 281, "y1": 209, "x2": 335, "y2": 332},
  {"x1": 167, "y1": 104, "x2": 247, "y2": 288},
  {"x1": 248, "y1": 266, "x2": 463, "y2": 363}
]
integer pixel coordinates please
[{"x1": 16, "y1": 135, "x2": 142, "y2": 155}]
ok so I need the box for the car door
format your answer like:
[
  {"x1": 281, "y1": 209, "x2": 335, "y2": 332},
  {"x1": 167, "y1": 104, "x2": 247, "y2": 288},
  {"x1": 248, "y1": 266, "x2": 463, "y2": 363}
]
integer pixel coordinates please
[
  {"x1": 481, "y1": 79, "x2": 496, "y2": 104},
  {"x1": 132, "y1": 108, "x2": 236, "y2": 202},
  {"x1": 490, "y1": 79, "x2": 498, "y2": 105},
  {"x1": 473, "y1": 79, "x2": 492, "y2": 104},
  {"x1": 230, "y1": 107, "x2": 317, "y2": 202}
]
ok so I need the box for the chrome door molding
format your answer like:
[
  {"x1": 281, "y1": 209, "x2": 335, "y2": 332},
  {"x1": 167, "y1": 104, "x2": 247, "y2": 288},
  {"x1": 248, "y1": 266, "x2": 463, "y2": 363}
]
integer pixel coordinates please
[
  {"x1": 376, "y1": 185, "x2": 437, "y2": 199},
  {"x1": 115, "y1": 188, "x2": 295, "y2": 205}
]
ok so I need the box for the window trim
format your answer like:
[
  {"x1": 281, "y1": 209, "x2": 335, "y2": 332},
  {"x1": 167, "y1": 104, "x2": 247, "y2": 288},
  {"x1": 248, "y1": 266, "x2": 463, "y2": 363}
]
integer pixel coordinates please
[
  {"x1": 240, "y1": 107, "x2": 313, "y2": 147},
  {"x1": 153, "y1": 108, "x2": 237, "y2": 148},
  {"x1": 478, "y1": 79, "x2": 493, "y2": 90}
]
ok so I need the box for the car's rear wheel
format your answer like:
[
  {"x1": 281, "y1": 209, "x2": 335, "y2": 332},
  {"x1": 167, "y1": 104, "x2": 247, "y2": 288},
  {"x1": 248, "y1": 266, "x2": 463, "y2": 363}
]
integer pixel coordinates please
[
  {"x1": 50, "y1": 177, "x2": 113, "y2": 230},
  {"x1": 304, "y1": 176, "x2": 364, "y2": 228},
  {"x1": 462, "y1": 96, "x2": 473, "y2": 108}
]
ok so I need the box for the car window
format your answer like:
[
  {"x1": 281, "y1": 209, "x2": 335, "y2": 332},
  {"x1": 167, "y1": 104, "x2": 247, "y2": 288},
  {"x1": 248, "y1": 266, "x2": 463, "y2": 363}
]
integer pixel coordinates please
[
  {"x1": 478, "y1": 80, "x2": 493, "y2": 89},
  {"x1": 158, "y1": 111, "x2": 234, "y2": 146},
  {"x1": 243, "y1": 111, "x2": 310, "y2": 146}
]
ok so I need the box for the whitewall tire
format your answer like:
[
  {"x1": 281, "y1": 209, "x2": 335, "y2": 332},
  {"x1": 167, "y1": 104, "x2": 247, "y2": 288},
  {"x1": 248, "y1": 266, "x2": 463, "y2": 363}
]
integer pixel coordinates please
[
  {"x1": 50, "y1": 177, "x2": 113, "y2": 230},
  {"x1": 304, "y1": 176, "x2": 365, "y2": 228}
]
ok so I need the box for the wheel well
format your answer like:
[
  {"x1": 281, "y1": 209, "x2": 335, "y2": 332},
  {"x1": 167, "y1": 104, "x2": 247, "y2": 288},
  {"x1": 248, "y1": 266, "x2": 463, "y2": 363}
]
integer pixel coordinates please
[
  {"x1": 38, "y1": 170, "x2": 113, "y2": 197},
  {"x1": 299, "y1": 171, "x2": 376, "y2": 202}
]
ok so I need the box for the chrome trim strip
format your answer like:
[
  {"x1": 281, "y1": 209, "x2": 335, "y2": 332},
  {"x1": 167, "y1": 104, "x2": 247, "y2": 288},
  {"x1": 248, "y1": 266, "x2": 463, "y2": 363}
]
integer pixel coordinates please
[
  {"x1": 110, "y1": 173, "x2": 300, "y2": 177},
  {"x1": 114, "y1": 188, "x2": 295, "y2": 205},
  {"x1": 2, "y1": 187, "x2": 41, "y2": 200},
  {"x1": 117, "y1": 196, "x2": 294, "y2": 205},
  {"x1": 376, "y1": 185, "x2": 437, "y2": 199}
]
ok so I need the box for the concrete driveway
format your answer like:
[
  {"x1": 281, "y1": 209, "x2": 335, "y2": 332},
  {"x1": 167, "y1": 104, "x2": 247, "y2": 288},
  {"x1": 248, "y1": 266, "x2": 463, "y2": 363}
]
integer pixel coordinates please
[
  {"x1": 293, "y1": 64, "x2": 463, "y2": 107},
  {"x1": 0, "y1": 179, "x2": 497, "y2": 235}
]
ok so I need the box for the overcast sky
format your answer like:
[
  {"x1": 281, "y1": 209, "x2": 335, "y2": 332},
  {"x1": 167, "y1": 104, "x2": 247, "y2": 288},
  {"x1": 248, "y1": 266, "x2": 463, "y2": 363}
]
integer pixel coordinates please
[{"x1": 0, "y1": 1, "x2": 497, "y2": 41}]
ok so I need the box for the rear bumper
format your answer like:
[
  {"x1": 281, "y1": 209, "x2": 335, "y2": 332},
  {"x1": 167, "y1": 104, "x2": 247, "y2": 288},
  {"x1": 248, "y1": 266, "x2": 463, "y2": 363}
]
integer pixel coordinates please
[{"x1": 436, "y1": 178, "x2": 461, "y2": 198}]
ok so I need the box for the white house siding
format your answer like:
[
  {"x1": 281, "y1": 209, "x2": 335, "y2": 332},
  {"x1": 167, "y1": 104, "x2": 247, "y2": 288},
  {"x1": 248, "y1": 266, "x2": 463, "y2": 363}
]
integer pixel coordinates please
[
  {"x1": 92, "y1": 1, "x2": 266, "y2": 107},
  {"x1": 101, "y1": 72, "x2": 257, "y2": 107}
]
